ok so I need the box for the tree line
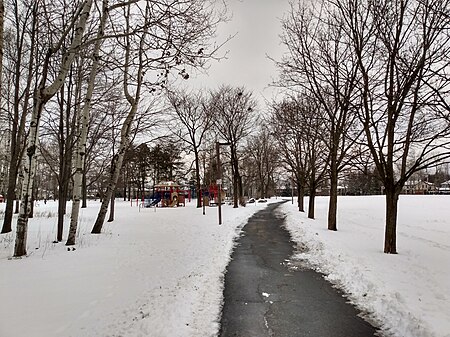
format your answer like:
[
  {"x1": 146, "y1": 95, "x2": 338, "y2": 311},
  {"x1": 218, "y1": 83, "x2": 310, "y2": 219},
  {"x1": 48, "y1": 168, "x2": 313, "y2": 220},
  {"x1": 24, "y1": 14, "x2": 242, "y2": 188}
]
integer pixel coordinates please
[{"x1": 272, "y1": 0, "x2": 450, "y2": 254}]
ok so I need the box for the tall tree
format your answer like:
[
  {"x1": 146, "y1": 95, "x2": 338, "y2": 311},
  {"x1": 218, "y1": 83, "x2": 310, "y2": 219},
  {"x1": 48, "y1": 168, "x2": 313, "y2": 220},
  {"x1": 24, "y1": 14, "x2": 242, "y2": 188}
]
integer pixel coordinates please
[
  {"x1": 66, "y1": 0, "x2": 109, "y2": 246},
  {"x1": 244, "y1": 126, "x2": 278, "y2": 199},
  {"x1": 338, "y1": 0, "x2": 450, "y2": 253},
  {"x1": 167, "y1": 89, "x2": 214, "y2": 207},
  {"x1": 1, "y1": 1, "x2": 38, "y2": 234},
  {"x1": 210, "y1": 86, "x2": 257, "y2": 208},
  {"x1": 91, "y1": 1, "x2": 147, "y2": 234},
  {"x1": 14, "y1": 0, "x2": 94, "y2": 257},
  {"x1": 277, "y1": 0, "x2": 360, "y2": 230},
  {"x1": 271, "y1": 97, "x2": 308, "y2": 212},
  {"x1": 91, "y1": 0, "x2": 222, "y2": 233}
]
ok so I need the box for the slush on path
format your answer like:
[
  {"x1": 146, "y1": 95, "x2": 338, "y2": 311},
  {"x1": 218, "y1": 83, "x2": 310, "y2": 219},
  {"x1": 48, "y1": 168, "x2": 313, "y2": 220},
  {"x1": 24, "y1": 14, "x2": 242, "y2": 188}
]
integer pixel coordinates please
[{"x1": 219, "y1": 201, "x2": 379, "y2": 337}]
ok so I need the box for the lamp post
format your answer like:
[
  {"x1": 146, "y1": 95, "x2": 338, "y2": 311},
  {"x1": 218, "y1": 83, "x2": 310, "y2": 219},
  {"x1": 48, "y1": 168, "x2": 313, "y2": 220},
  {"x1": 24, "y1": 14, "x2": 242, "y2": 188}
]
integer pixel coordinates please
[{"x1": 216, "y1": 141, "x2": 230, "y2": 225}]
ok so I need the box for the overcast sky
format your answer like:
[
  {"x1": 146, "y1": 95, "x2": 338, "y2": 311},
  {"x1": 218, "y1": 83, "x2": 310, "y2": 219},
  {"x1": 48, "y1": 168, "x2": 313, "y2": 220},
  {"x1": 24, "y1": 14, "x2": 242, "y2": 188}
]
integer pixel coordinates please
[{"x1": 189, "y1": 0, "x2": 291, "y2": 108}]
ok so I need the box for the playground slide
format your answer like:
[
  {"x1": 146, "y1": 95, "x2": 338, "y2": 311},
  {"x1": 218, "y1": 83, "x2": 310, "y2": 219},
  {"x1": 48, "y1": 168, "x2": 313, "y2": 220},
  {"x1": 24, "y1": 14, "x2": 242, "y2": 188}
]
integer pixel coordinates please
[
  {"x1": 149, "y1": 197, "x2": 160, "y2": 206},
  {"x1": 144, "y1": 197, "x2": 160, "y2": 207}
]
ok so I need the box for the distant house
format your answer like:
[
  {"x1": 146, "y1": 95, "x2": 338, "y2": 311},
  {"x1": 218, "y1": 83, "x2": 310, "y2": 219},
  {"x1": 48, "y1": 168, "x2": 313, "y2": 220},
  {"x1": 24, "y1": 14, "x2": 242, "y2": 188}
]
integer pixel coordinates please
[
  {"x1": 438, "y1": 180, "x2": 450, "y2": 194},
  {"x1": 402, "y1": 180, "x2": 436, "y2": 194}
]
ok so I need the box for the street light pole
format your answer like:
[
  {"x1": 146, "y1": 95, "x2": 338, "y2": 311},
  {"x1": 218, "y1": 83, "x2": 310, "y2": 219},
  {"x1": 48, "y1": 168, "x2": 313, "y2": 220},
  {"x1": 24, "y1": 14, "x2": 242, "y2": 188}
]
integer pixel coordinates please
[{"x1": 216, "y1": 141, "x2": 230, "y2": 225}]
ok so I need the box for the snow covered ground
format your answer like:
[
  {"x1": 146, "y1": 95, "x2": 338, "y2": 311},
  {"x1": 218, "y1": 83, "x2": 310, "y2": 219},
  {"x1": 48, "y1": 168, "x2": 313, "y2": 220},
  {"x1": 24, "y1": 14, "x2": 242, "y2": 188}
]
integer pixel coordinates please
[
  {"x1": 0, "y1": 199, "x2": 263, "y2": 337},
  {"x1": 280, "y1": 195, "x2": 450, "y2": 337},
  {"x1": 0, "y1": 195, "x2": 449, "y2": 337}
]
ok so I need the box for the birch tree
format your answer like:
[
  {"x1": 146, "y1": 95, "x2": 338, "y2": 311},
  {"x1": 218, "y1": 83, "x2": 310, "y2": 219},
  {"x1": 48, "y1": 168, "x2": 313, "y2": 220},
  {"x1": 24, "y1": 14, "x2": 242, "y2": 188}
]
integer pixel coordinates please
[
  {"x1": 14, "y1": 0, "x2": 93, "y2": 257},
  {"x1": 66, "y1": 0, "x2": 108, "y2": 246},
  {"x1": 91, "y1": 2, "x2": 151, "y2": 233},
  {"x1": 1, "y1": 1, "x2": 38, "y2": 234}
]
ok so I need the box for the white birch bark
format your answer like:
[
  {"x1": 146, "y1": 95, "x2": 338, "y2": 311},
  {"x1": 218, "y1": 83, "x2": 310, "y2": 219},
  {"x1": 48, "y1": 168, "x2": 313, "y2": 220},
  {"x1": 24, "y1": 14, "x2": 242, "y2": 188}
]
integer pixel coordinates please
[
  {"x1": 14, "y1": 0, "x2": 93, "y2": 257},
  {"x1": 66, "y1": 0, "x2": 108, "y2": 246},
  {"x1": 91, "y1": 3, "x2": 147, "y2": 234}
]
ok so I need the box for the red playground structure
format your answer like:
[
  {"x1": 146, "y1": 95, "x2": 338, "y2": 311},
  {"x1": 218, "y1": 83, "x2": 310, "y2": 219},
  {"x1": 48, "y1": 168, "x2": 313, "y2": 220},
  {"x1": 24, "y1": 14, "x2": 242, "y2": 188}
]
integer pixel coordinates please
[
  {"x1": 153, "y1": 181, "x2": 190, "y2": 207},
  {"x1": 201, "y1": 183, "x2": 226, "y2": 206}
]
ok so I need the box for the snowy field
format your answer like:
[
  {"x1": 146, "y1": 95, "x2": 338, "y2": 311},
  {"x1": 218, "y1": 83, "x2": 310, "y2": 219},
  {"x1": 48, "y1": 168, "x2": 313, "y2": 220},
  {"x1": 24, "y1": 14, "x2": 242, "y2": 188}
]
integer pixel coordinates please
[
  {"x1": 0, "y1": 199, "x2": 264, "y2": 337},
  {"x1": 0, "y1": 195, "x2": 449, "y2": 337},
  {"x1": 280, "y1": 195, "x2": 450, "y2": 337}
]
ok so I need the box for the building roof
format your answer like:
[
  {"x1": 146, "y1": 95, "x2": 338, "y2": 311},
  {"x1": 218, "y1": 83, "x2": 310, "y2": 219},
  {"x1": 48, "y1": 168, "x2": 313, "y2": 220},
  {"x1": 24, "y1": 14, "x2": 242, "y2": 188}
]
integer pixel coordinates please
[{"x1": 154, "y1": 181, "x2": 180, "y2": 188}]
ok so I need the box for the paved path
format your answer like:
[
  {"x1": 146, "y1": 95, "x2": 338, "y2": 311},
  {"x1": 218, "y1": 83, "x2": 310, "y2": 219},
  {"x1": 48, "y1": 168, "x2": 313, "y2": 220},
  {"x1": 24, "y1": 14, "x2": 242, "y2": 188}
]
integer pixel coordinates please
[{"x1": 219, "y1": 202, "x2": 379, "y2": 337}]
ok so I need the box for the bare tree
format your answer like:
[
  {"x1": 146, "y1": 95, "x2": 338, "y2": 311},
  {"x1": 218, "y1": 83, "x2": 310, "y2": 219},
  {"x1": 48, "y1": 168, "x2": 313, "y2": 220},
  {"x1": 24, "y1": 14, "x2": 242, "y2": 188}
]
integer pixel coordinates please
[
  {"x1": 271, "y1": 95, "x2": 329, "y2": 218},
  {"x1": 337, "y1": 0, "x2": 450, "y2": 253},
  {"x1": 66, "y1": 0, "x2": 109, "y2": 246},
  {"x1": 91, "y1": 0, "x2": 223, "y2": 233},
  {"x1": 83, "y1": 90, "x2": 124, "y2": 207},
  {"x1": 210, "y1": 85, "x2": 257, "y2": 207},
  {"x1": 14, "y1": 0, "x2": 93, "y2": 257},
  {"x1": 270, "y1": 98, "x2": 308, "y2": 212},
  {"x1": 166, "y1": 89, "x2": 214, "y2": 207},
  {"x1": 1, "y1": 1, "x2": 38, "y2": 234},
  {"x1": 244, "y1": 126, "x2": 278, "y2": 199},
  {"x1": 91, "y1": 2, "x2": 147, "y2": 234},
  {"x1": 39, "y1": 57, "x2": 80, "y2": 242},
  {"x1": 276, "y1": 0, "x2": 361, "y2": 230}
]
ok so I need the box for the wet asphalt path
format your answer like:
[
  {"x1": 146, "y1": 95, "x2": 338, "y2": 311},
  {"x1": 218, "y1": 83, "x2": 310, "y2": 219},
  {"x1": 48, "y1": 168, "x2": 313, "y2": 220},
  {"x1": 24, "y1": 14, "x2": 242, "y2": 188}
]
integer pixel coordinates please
[{"x1": 219, "y1": 202, "x2": 378, "y2": 337}]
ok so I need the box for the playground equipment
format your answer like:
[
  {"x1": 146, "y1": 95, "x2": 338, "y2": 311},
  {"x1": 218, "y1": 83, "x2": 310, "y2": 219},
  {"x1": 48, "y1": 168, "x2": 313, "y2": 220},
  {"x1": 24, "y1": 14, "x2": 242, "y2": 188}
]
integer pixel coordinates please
[
  {"x1": 152, "y1": 181, "x2": 190, "y2": 207},
  {"x1": 201, "y1": 183, "x2": 226, "y2": 206}
]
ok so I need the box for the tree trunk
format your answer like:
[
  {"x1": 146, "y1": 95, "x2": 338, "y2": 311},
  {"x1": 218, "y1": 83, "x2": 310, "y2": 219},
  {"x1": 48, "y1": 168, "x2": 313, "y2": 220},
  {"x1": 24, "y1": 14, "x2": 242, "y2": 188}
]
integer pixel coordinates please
[
  {"x1": 308, "y1": 185, "x2": 316, "y2": 219},
  {"x1": 92, "y1": 2, "x2": 150, "y2": 234},
  {"x1": 194, "y1": 149, "x2": 202, "y2": 208},
  {"x1": 82, "y1": 170, "x2": 87, "y2": 208},
  {"x1": 238, "y1": 174, "x2": 244, "y2": 206},
  {"x1": 123, "y1": 168, "x2": 127, "y2": 201},
  {"x1": 14, "y1": 204, "x2": 29, "y2": 257},
  {"x1": 29, "y1": 182, "x2": 37, "y2": 218},
  {"x1": 67, "y1": 0, "x2": 107, "y2": 245},
  {"x1": 384, "y1": 188, "x2": 399, "y2": 254},
  {"x1": 57, "y1": 140, "x2": 73, "y2": 241},
  {"x1": 297, "y1": 181, "x2": 304, "y2": 212},
  {"x1": 108, "y1": 194, "x2": 115, "y2": 222},
  {"x1": 57, "y1": 187, "x2": 67, "y2": 242},
  {"x1": 1, "y1": 171, "x2": 18, "y2": 233},
  {"x1": 92, "y1": 64, "x2": 144, "y2": 232},
  {"x1": 232, "y1": 175, "x2": 238, "y2": 208},
  {"x1": 231, "y1": 152, "x2": 238, "y2": 208},
  {"x1": 14, "y1": 198, "x2": 19, "y2": 214},
  {"x1": 328, "y1": 157, "x2": 338, "y2": 231}
]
